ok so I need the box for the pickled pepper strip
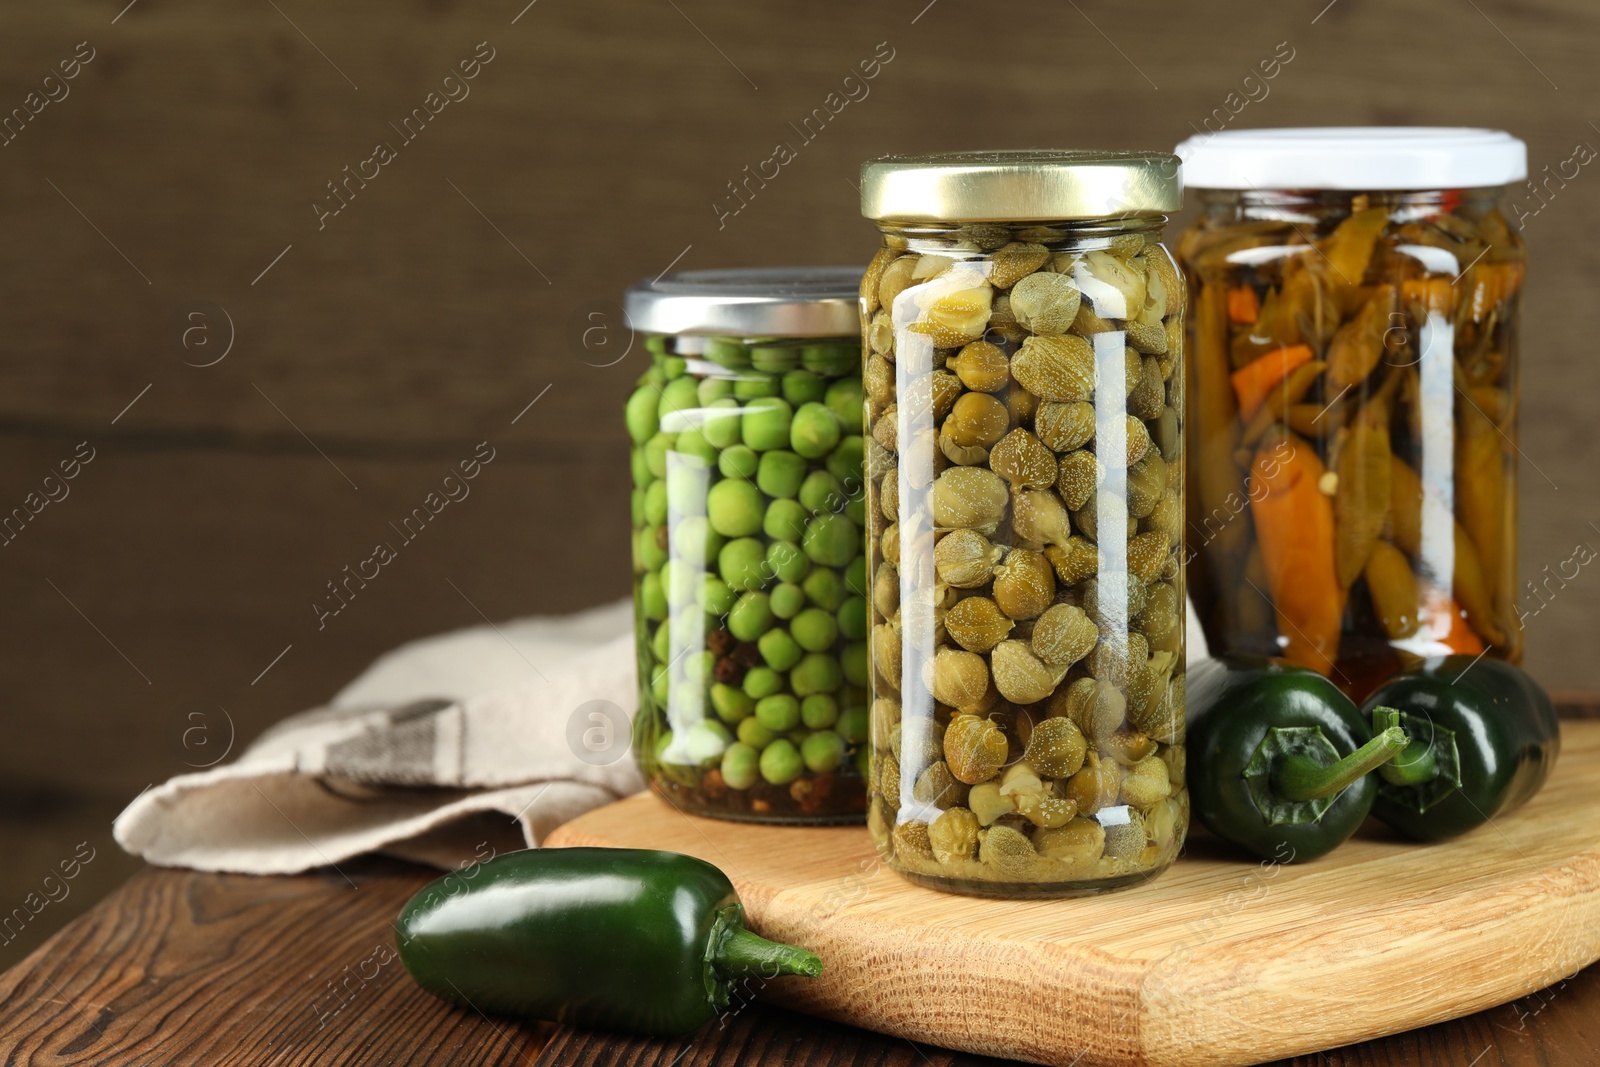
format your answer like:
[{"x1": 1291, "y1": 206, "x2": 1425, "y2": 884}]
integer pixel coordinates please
[
  {"x1": 1231, "y1": 344, "x2": 1314, "y2": 421},
  {"x1": 1387, "y1": 455, "x2": 1504, "y2": 646},
  {"x1": 1250, "y1": 429, "x2": 1344, "y2": 674},
  {"x1": 1240, "y1": 359, "x2": 1327, "y2": 447},
  {"x1": 1456, "y1": 398, "x2": 1506, "y2": 589},
  {"x1": 1417, "y1": 586, "x2": 1485, "y2": 656},
  {"x1": 1334, "y1": 400, "x2": 1392, "y2": 588},
  {"x1": 1325, "y1": 284, "x2": 1396, "y2": 391},
  {"x1": 1320, "y1": 206, "x2": 1390, "y2": 284},
  {"x1": 1191, "y1": 278, "x2": 1251, "y2": 639},
  {"x1": 1228, "y1": 285, "x2": 1260, "y2": 324},
  {"x1": 1464, "y1": 261, "x2": 1526, "y2": 323},
  {"x1": 1364, "y1": 540, "x2": 1420, "y2": 639}
]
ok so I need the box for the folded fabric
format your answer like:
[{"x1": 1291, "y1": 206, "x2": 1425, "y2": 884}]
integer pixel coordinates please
[
  {"x1": 115, "y1": 596, "x2": 1213, "y2": 875},
  {"x1": 113, "y1": 600, "x2": 644, "y2": 874}
]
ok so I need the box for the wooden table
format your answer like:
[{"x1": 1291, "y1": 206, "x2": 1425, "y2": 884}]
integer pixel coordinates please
[{"x1": 4, "y1": 700, "x2": 1597, "y2": 1067}]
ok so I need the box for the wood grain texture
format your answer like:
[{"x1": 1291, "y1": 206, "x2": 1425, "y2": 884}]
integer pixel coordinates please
[{"x1": 546, "y1": 720, "x2": 1600, "y2": 1067}]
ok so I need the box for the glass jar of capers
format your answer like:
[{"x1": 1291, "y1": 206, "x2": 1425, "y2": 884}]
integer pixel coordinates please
[
  {"x1": 858, "y1": 151, "x2": 1188, "y2": 896},
  {"x1": 624, "y1": 268, "x2": 871, "y2": 823},
  {"x1": 1175, "y1": 129, "x2": 1527, "y2": 699}
]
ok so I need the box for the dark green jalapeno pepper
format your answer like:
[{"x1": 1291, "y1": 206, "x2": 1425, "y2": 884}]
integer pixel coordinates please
[
  {"x1": 1188, "y1": 656, "x2": 1411, "y2": 863},
  {"x1": 396, "y1": 847, "x2": 822, "y2": 1036},
  {"x1": 1361, "y1": 657, "x2": 1560, "y2": 842}
]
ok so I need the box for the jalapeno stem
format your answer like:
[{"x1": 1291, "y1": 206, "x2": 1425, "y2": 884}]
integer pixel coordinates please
[
  {"x1": 1273, "y1": 726, "x2": 1411, "y2": 802},
  {"x1": 712, "y1": 926, "x2": 824, "y2": 980},
  {"x1": 1378, "y1": 738, "x2": 1439, "y2": 787}
]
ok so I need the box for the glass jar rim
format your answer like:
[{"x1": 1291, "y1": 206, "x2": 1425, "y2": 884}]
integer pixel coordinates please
[
  {"x1": 1175, "y1": 127, "x2": 1526, "y2": 191},
  {"x1": 625, "y1": 266, "x2": 861, "y2": 337}
]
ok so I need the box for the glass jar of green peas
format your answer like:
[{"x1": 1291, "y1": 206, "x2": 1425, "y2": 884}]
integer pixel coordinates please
[{"x1": 623, "y1": 268, "x2": 870, "y2": 823}]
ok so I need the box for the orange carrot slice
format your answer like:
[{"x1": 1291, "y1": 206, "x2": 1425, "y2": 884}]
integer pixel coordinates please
[
  {"x1": 1231, "y1": 345, "x2": 1315, "y2": 421},
  {"x1": 1227, "y1": 285, "x2": 1259, "y2": 324},
  {"x1": 1249, "y1": 429, "x2": 1345, "y2": 675}
]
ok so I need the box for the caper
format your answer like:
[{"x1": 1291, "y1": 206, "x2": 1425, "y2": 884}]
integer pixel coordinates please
[
  {"x1": 1010, "y1": 271, "x2": 1083, "y2": 335},
  {"x1": 933, "y1": 528, "x2": 1004, "y2": 588},
  {"x1": 1011, "y1": 334, "x2": 1095, "y2": 402},
  {"x1": 991, "y1": 548, "x2": 1056, "y2": 620},
  {"x1": 1033, "y1": 819, "x2": 1105, "y2": 866},
  {"x1": 928, "y1": 649, "x2": 990, "y2": 709},
  {"x1": 1126, "y1": 451, "x2": 1168, "y2": 519},
  {"x1": 950, "y1": 340, "x2": 1011, "y2": 393},
  {"x1": 943, "y1": 712, "x2": 1008, "y2": 785},
  {"x1": 978, "y1": 824, "x2": 1038, "y2": 877},
  {"x1": 913, "y1": 760, "x2": 969, "y2": 809},
  {"x1": 1055, "y1": 676, "x2": 1126, "y2": 743},
  {"x1": 1031, "y1": 603, "x2": 1099, "y2": 667},
  {"x1": 1101, "y1": 812, "x2": 1147, "y2": 862},
  {"x1": 1043, "y1": 536, "x2": 1099, "y2": 586},
  {"x1": 988, "y1": 428, "x2": 1057, "y2": 489},
  {"x1": 943, "y1": 595, "x2": 1015, "y2": 654},
  {"x1": 1033, "y1": 401, "x2": 1095, "y2": 452},
  {"x1": 989, "y1": 639, "x2": 1069, "y2": 704},
  {"x1": 928, "y1": 806, "x2": 980, "y2": 864},
  {"x1": 987, "y1": 242, "x2": 1051, "y2": 289},
  {"x1": 930, "y1": 369, "x2": 964, "y2": 422},
  {"x1": 1126, "y1": 531, "x2": 1169, "y2": 584},
  {"x1": 945, "y1": 391, "x2": 1009, "y2": 448},
  {"x1": 871, "y1": 622, "x2": 902, "y2": 691},
  {"x1": 873, "y1": 561, "x2": 900, "y2": 620},
  {"x1": 1064, "y1": 751, "x2": 1122, "y2": 814},
  {"x1": 907, "y1": 283, "x2": 993, "y2": 348},
  {"x1": 1022, "y1": 716, "x2": 1088, "y2": 779},
  {"x1": 1128, "y1": 356, "x2": 1165, "y2": 420},
  {"x1": 930, "y1": 466, "x2": 1008, "y2": 532},
  {"x1": 864, "y1": 352, "x2": 895, "y2": 405},
  {"x1": 1010, "y1": 490, "x2": 1073, "y2": 549},
  {"x1": 878, "y1": 254, "x2": 918, "y2": 312}
]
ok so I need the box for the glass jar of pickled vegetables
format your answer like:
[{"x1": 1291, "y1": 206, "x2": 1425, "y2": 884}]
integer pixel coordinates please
[
  {"x1": 624, "y1": 268, "x2": 870, "y2": 823},
  {"x1": 858, "y1": 151, "x2": 1188, "y2": 897},
  {"x1": 1175, "y1": 128, "x2": 1527, "y2": 699}
]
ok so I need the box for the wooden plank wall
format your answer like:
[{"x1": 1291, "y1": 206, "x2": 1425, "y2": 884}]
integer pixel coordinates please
[{"x1": 1, "y1": 0, "x2": 1596, "y2": 960}]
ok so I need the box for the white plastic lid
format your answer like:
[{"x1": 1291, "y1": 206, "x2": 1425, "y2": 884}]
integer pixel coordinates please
[{"x1": 1175, "y1": 127, "x2": 1527, "y2": 191}]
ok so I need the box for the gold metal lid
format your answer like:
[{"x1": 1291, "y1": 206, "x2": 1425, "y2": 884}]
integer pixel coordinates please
[{"x1": 860, "y1": 149, "x2": 1182, "y2": 223}]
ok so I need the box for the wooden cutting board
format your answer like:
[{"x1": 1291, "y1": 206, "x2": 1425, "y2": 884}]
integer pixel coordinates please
[{"x1": 547, "y1": 720, "x2": 1600, "y2": 1067}]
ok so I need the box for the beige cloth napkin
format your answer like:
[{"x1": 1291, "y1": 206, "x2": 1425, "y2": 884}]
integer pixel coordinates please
[
  {"x1": 113, "y1": 597, "x2": 1211, "y2": 875},
  {"x1": 113, "y1": 600, "x2": 645, "y2": 874}
]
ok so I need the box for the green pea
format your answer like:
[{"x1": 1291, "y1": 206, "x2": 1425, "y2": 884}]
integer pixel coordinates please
[
  {"x1": 782, "y1": 369, "x2": 827, "y2": 406},
  {"x1": 650, "y1": 666, "x2": 670, "y2": 707},
  {"x1": 837, "y1": 595, "x2": 868, "y2": 640},
  {"x1": 706, "y1": 478, "x2": 765, "y2": 537},
  {"x1": 756, "y1": 450, "x2": 807, "y2": 499},
  {"x1": 763, "y1": 498, "x2": 808, "y2": 541},
  {"x1": 800, "y1": 693, "x2": 838, "y2": 730},
  {"x1": 645, "y1": 334, "x2": 669, "y2": 356},
  {"x1": 651, "y1": 619, "x2": 672, "y2": 661},
  {"x1": 721, "y1": 742, "x2": 760, "y2": 790},
  {"x1": 640, "y1": 365, "x2": 666, "y2": 391},
  {"x1": 799, "y1": 470, "x2": 846, "y2": 514},
  {"x1": 639, "y1": 571, "x2": 667, "y2": 621},
  {"x1": 835, "y1": 705, "x2": 870, "y2": 746},
  {"x1": 666, "y1": 462, "x2": 710, "y2": 516},
  {"x1": 630, "y1": 447, "x2": 652, "y2": 488},
  {"x1": 767, "y1": 540, "x2": 810, "y2": 583},
  {"x1": 790, "y1": 402, "x2": 842, "y2": 460},
  {"x1": 803, "y1": 513, "x2": 859, "y2": 568},
  {"x1": 699, "y1": 575, "x2": 737, "y2": 616},
  {"x1": 802, "y1": 343, "x2": 859, "y2": 377},
  {"x1": 681, "y1": 649, "x2": 714, "y2": 686},
  {"x1": 661, "y1": 559, "x2": 698, "y2": 608},
  {"x1": 639, "y1": 524, "x2": 668, "y2": 571},
  {"x1": 758, "y1": 628, "x2": 802, "y2": 672},
  {"x1": 733, "y1": 377, "x2": 779, "y2": 400},
  {"x1": 802, "y1": 567, "x2": 845, "y2": 611},
  {"x1": 718, "y1": 537, "x2": 768, "y2": 591},
  {"x1": 625, "y1": 385, "x2": 660, "y2": 444},
  {"x1": 742, "y1": 666, "x2": 782, "y2": 700},
  {"x1": 790, "y1": 652, "x2": 842, "y2": 696},
  {"x1": 683, "y1": 720, "x2": 730, "y2": 765},
  {"x1": 670, "y1": 603, "x2": 704, "y2": 649},
  {"x1": 826, "y1": 435, "x2": 865, "y2": 489},
  {"x1": 674, "y1": 428, "x2": 719, "y2": 466},
  {"x1": 710, "y1": 683, "x2": 756, "y2": 724},
  {"x1": 741, "y1": 397, "x2": 793, "y2": 452},
  {"x1": 657, "y1": 376, "x2": 699, "y2": 422},
  {"x1": 644, "y1": 433, "x2": 675, "y2": 480},
  {"x1": 845, "y1": 556, "x2": 867, "y2": 596},
  {"x1": 751, "y1": 345, "x2": 801, "y2": 374},
  {"x1": 718, "y1": 444, "x2": 759, "y2": 480},
  {"x1": 704, "y1": 337, "x2": 750, "y2": 370},
  {"x1": 844, "y1": 494, "x2": 866, "y2": 527},
  {"x1": 791, "y1": 607, "x2": 838, "y2": 652},
  {"x1": 726, "y1": 590, "x2": 773, "y2": 641},
  {"x1": 759, "y1": 738, "x2": 804, "y2": 785},
  {"x1": 755, "y1": 694, "x2": 801, "y2": 732},
  {"x1": 801, "y1": 730, "x2": 846, "y2": 774},
  {"x1": 703, "y1": 401, "x2": 743, "y2": 451},
  {"x1": 824, "y1": 377, "x2": 865, "y2": 427},
  {"x1": 698, "y1": 377, "x2": 735, "y2": 405},
  {"x1": 630, "y1": 488, "x2": 647, "y2": 527},
  {"x1": 667, "y1": 515, "x2": 713, "y2": 564},
  {"x1": 770, "y1": 582, "x2": 807, "y2": 620},
  {"x1": 841, "y1": 641, "x2": 870, "y2": 687},
  {"x1": 737, "y1": 717, "x2": 775, "y2": 748},
  {"x1": 660, "y1": 355, "x2": 689, "y2": 381}
]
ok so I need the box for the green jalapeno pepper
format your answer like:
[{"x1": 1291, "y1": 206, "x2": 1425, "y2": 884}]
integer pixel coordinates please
[
  {"x1": 396, "y1": 847, "x2": 822, "y2": 1036},
  {"x1": 1187, "y1": 656, "x2": 1411, "y2": 862},
  {"x1": 1361, "y1": 656, "x2": 1560, "y2": 842}
]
